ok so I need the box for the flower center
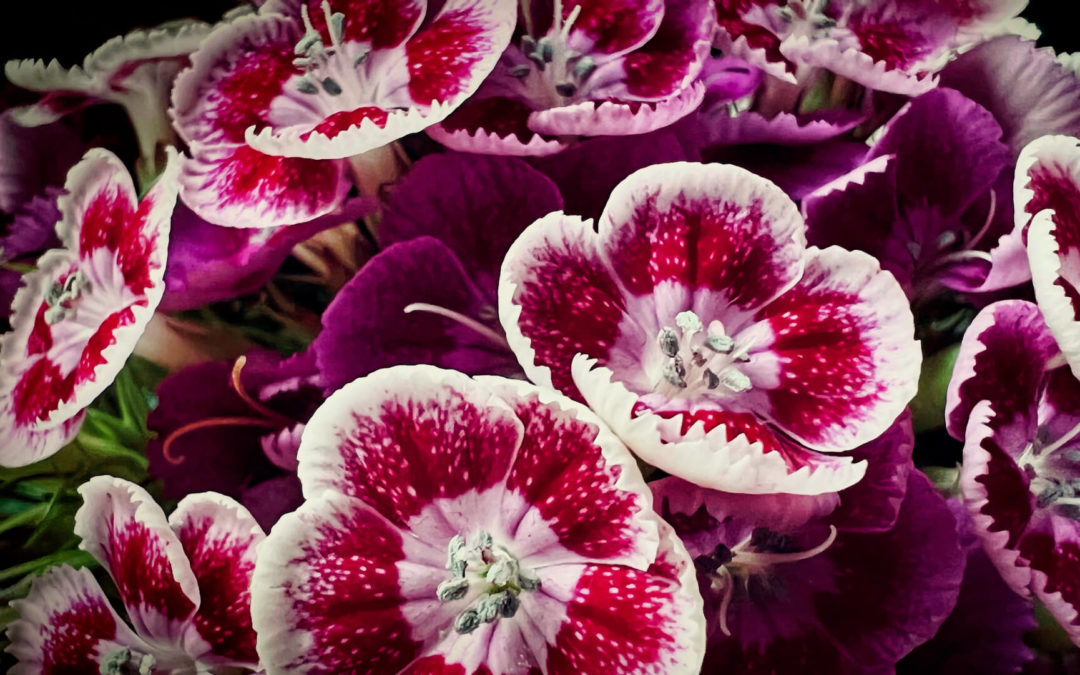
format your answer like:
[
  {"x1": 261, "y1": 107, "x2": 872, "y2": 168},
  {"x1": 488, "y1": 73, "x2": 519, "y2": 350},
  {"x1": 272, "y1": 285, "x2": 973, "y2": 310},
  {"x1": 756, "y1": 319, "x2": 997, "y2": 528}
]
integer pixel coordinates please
[
  {"x1": 512, "y1": 0, "x2": 596, "y2": 103},
  {"x1": 697, "y1": 525, "x2": 837, "y2": 636},
  {"x1": 291, "y1": 1, "x2": 370, "y2": 103},
  {"x1": 653, "y1": 311, "x2": 755, "y2": 398},
  {"x1": 1019, "y1": 419, "x2": 1080, "y2": 517},
  {"x1": 436, "y1": 530, "x2": 540, "y2": 634},
  {"x1": 43, "y1": 270, "x2": 89, "y2": 325},
  {"x1": 101, "y1": 648, "x2": 156, "y2": 675}
]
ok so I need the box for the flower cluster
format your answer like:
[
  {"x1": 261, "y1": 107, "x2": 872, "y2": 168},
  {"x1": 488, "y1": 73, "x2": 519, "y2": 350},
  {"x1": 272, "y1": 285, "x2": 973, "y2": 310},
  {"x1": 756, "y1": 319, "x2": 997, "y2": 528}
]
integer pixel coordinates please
[{"x1": 1, "y1": 0, "x2": 1078, "y2": 672}]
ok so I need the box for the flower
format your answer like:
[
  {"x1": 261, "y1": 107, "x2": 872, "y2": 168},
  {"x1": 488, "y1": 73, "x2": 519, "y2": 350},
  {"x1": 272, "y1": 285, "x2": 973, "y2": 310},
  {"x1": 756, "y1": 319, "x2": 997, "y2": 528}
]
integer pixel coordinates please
[
  {"x1": 251, "y1": 365, "x2": 705, "y2": 673},
  {"x1": 803, "y1": 87, "x2": 1021, "y2": 299},
  {"x1": 146, "y1": 349, "x2": 323, "y2": 529},
  {"x1": 653, "y1": 468, "x2": 965, "y2": 672},
  {"x1": 714, "y1": 0, "x2": 1025, "y2": 96},
  {"x1": 5, "y1": 476, "x2": 265, "y2": 673},
  {"x1": 0, "y1": 148, "x2": 180, "y2": 467},
  {"x1": 499, "y1": 161, "x2": 920, "y2": 495},
  {"x1": 312, "y1": 152, "x2": 562, "y2": 389},
  {"x1": 4, "y1": 20, "x2": 212, "y2": 179},
  {"x1": 899, "y1": 498, "x2": 1037, "y2": 675},
  {"x1": 170, "y1": 0, "x2": 516, "y2": 227},
  {"x1": 946, "y1": 299, "x2": 1080, "y2": 645},
  {"x1": 429, "y1": 0, "x2": 714, "y2": 155}
]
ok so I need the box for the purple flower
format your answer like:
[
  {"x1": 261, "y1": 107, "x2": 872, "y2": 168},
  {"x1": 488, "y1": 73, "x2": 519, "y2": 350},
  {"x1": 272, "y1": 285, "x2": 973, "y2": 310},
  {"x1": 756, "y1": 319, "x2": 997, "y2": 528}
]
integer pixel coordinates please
[
  {"x1": 146, "y1": 349, "x2": 322, "y2": 530},
  {"x1": 946, "y1": 299, "x2": 1080, "y2": 646},
  {"x1": 803, "y1": 87, "x2": 1021, "y2": 299},
  {"x1": 251, "y1": 365, "x2": 705, "y2": 672},
  {"x1": 312, "y1": 152, "x2": 563, "y2": 390},
  {"x1": 654, "y1": 468, "x2": 965, "y2": 672},
  {"x1": 499, "y1": 161, "x2": 920, "y2": 495},
  {"x1": 429, "y1": 0, "x2": 714, "y2": 155}
]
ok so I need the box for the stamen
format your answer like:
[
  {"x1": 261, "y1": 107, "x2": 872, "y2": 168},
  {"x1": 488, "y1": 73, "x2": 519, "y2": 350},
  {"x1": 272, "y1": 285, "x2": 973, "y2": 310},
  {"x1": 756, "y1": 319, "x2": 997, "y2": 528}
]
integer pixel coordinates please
[
  {"x1": 1035, "y1": 419, "x2": 1080, "y2": 458},
  {"x1": 161, "y1": 417, "x2": 282, "y2": 465},
  {"x1": 230, "y1": 355, "x2": 294, "y2": 426},
  {"x1": 716, "y1": 567, "x2": 735, "y2": 637},
  {"x1": 675, "y1": 310, "x2": 704, "y2": 335},
  {"x1": 735, "y1": 526, "x2": 838, "y2": 567},
  {"x1": 965, "y1": 188, "x2": 997, "y2": 253},
  {"x1": 403, "y1": 302, "x2": 511, "y2": 349},
  {"x1": 509, "y1": 64, "x2": 532, "y2": 78},
  {"x1": 321, "y1": 77, "x2": 343, "y2": 96},
  {"x1": 657, "y1": 327, "x2": 680, "y2": 358}
]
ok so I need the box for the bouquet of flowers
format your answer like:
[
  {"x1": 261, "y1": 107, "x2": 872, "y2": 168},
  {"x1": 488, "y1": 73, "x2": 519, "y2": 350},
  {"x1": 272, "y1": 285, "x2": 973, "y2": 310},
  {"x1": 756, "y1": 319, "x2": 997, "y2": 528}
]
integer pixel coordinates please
[{"x1": 1, "y1": 0, "x2": 1078, "y2": 672}]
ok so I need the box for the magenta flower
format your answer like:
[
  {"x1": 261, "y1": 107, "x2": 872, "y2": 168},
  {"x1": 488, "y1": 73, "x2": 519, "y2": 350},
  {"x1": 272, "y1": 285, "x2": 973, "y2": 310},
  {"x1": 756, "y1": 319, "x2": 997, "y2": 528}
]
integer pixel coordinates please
[
  {"x1": 251, "y1": 365, "x2": 705, "y2": 673},
  {"x1": 803, "y1": 88, "x2": 1022, "y2": 299},
  {"x1": 170, "y1": 0, "x2": 515, "y2": 227},
  {"x1": 5, "y1": 476, "x2": 265, "y2": 673},
  {"x1": 429, "y1": 0, "x2": 714, "y2": 155},
  {"x1": 714, "y1": 0, "x2": 1025, "y2": 96},
  {"x1": 0, "y1": 149, "x2": 180, "y2": 466},
  {"x1": 946, "y1": 299, "x2": 1080, "y2": 646},
  {"x1": 653, "y1": 469, "x2": 965, "y2": 672},
  {"x1": 499, "y1": 161, "x2": 920, "y2": 495}
]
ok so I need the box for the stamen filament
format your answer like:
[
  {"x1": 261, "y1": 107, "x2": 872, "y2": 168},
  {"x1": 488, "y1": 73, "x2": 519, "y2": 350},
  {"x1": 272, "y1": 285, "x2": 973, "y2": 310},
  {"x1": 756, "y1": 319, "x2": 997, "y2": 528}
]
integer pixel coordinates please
[
  {"x1": 733, "y1": 526, "x2": 838, "y2": 567},
  {"x1": 231, "y1": 355, "x2": 294, "y2": 426},
  {"x1": 716, "y1": 567, "x2": 735, "y2": 637},
  {"x1": 403, "y1": 303, "x2": 510, "y2": 349},
  {"x1": 1037, "y1": 420, "x2": 1080, "y2": 458},
  {"x1": 161, "y1": 417, "x2": 282, "y2": 465},
  {"x1": 965, "y1": 188, "x2": 997, "y2": 252}
]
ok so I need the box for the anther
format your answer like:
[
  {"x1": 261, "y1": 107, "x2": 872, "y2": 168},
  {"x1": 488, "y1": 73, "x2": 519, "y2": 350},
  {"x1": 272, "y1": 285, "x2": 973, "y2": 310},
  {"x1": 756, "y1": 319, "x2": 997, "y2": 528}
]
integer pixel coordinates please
[
  {"x1": 658, "y1": 327, "x2": 680, "y2": 358},
  {"x1": 509, "y1": 64, "x2": 532, "y2": 78},
  {"x1": 454, "y1": 608, "x2": 481, "y2": 634},
  {"x1": 719, "y1": 369, "x2": 752, "y2": 393},
  {"x1": 703, "y1": 369, "x2": 720, "y2": 390},
  {"x1": 321, "y1": 77, "x2": 343, "y2": 96},
  {"x1": 296, "y1": 79, "x2": 319, "y2": 94},
  {"x1": 704, "y1": 334, "x2": 735, "y2": 353},
  {"x1": 573, "y1": 56, "x2": 597, "y2": 81},
  {"x1": 436, "y1": 577, "x2": 469, "y2": 602},
  {"x1": 663, "y1": 357, "x2": 688, "y2": 388},
  {"x1": 676, "y1": 311, "x2": 704, "y2": 334}
]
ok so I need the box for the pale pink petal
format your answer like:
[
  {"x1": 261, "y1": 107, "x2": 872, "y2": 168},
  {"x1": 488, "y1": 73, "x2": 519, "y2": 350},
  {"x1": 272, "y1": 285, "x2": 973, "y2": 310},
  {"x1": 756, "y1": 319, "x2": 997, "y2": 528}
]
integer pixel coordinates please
[
  {"x1": 296, "y1": 364, "x2": 524, "y2": 524},
  {"x1": 527, "y1": 83, "x2": 705, "y2": 138},
  {"x1": 75, "y1": 476, "x2": 201, "y2": 644},
  {"x1": 168, "y1": 493, "x2": 266, "y2": 668}
]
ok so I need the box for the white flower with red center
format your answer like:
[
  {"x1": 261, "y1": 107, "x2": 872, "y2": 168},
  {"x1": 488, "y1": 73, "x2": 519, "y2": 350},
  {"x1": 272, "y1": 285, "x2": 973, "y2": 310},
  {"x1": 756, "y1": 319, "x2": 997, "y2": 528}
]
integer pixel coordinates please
[
  {"x1": 5, "y1": 476, "x2": 266, "y2": 673},
  {"x1": 429, "y1": 0, "x2": 714, "y2": 156},
  {"x1": 946, "y1": 300, "x2": 1080, "y2": 646},
  {"x1": 714, "y1": 0, "x2": 1026, "y2": 96},
  {"x1": 4, "y1": 21, "x2": 211, "y2": 177},
  {"x1": 498, "y1": 161, "x2": 920, "y2": 495},
  {"x1": 250, "y1": 365, "x2": 705, "y2": 673},
  {"x1": 0, "y1": 149, "x2": 179, "y2": 467},
  {"x1": 1019, "y1": 135, "x2": 1080, "y2": 382},
  {"x1": 170, "y1": 0, "x2": 516, "y2": 227}
]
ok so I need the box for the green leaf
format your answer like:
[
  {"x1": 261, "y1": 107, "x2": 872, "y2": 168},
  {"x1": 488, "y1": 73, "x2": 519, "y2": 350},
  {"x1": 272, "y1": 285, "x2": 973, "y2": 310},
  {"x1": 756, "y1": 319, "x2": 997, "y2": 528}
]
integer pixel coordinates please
[
  {"x1": 0, "y1": 549, "x2": 94, "y2": 583},
  {"x1": 910, "y1": 343, "x2": 961, "y2": 434}
]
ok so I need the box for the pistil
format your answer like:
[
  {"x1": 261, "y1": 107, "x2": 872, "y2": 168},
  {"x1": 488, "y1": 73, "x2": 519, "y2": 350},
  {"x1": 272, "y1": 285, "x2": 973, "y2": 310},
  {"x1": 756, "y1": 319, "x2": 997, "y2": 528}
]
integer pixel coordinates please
[{"x1": 513, "y1": 0, "x2": 595, "y2": 102}]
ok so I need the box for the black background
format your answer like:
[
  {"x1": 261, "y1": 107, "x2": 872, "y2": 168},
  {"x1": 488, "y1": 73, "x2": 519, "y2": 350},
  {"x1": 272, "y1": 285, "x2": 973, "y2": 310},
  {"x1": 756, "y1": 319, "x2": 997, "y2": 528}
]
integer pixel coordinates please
[{"x1": 0, "y1": 0, "x2": 1077, "y2": 66}]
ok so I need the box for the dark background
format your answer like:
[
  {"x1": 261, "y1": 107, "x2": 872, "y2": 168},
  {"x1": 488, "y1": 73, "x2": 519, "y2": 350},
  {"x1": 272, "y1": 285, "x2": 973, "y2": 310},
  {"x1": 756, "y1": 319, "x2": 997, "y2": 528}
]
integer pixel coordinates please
[{"x1": 0, "y1": 0, "x2": 1077, "y2": 66}]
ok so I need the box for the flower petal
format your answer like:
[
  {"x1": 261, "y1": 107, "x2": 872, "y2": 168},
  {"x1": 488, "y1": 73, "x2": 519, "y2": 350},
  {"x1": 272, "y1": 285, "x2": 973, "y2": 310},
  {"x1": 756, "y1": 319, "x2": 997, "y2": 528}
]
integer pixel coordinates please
[
  {"x1": 251, "y1": 492, "x2": 441, "y2": 674},
  {"x1": 940, "y1": 36, "x2": 1080, "y2": 159},
  {"x1": 1020, "y1": 135, "x2": 1080, "y2": 380},
  {"x1": 1020, "y1": 516, "x2": 1080, "y2": 645},
  {"x1": 945, "y1": 300, "x2": 1057, "y2": 440},
  {"x1": 828, "y1": 414, "x2": 914, "y2": 534},
  {"x1": 5, "y1": 565, "x2": 149, "y2": 675},
  {"x1": 313, "y1": 238, "x2": 517, "y2": 390},
  {"x1": 499, "y1": 211, "x2": 634, "y2": 400},
  {"x1": 615, "y1": 0, "x2": 714, "y2": 100},
  {"x1": 168, "y1": 493, "x2": 266, "y2": 667},
  {"x1": 599, "y1": 161, "x2": 806, "y2": 310},
  {"x1": 261, "y1": 0, "x2": 425, "y2": 50},
  {"x1": 572, "y1": 357, "x2": 868, "y2": 495},
  {"x1": 75, "y1": 476, "x2": 201, "y2": 643},
  {"x1": 527, "y1": 83, "x2": 705, "y2": 138},
  {"x1": 753, "y1": 246, "x2": 921, "y2": 451},
  {"x1": 296, "y1": 364, "x2": 524, "y2": 523}
]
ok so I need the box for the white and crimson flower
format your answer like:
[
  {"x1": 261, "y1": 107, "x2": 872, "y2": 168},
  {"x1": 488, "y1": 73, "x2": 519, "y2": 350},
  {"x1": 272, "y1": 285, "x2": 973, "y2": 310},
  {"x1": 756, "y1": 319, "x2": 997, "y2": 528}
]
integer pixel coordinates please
[
  {"x1": 946, "y1": 300, "x2": 1080, "y2": 645},
  {"x1": 4, "y1": 20, "x2": 211, "y2": 175},
  {"x1": 0, "y1": 149, "x2": 180, "y2": 467},
  {"x1": 170, "y1": 0, "x2": 516, "y2": 227},
  {"x1": 714, "y1": 0, "x2": 1026, "y2": 96},
  {"x1": 5, "y1": 476, "x2": 265, "y2": 672},
  {"x1": 1019, "y1": 135, "x2": 1080, "y2": 382},
  {"x1": 429, "y1": 0, "x2": 715, "y2": 156},
  {"x1": 499, "y1": 162, "x2": 920, "y2": 495},
  {"x1": 251, "y1": 365, "x2": 705, "y2": 673}
]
